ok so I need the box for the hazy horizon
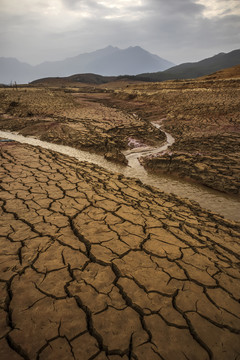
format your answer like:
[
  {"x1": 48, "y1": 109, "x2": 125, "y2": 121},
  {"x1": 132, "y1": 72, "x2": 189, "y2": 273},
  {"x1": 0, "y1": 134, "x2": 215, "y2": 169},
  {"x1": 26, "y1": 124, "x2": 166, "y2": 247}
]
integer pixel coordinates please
[
  {"x1": 1, "y1": 45, "x2": 240, "y2": 68},
  {"x1": 0, "y1": 0, "x2": 240, "y2": 65}
]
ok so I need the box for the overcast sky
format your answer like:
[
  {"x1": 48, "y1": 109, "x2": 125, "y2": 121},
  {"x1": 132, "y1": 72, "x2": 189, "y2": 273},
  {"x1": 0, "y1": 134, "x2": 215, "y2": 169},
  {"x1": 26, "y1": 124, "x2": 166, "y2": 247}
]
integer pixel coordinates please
[{"x1": 0, "y1": 0, "x2": 239, "y2": 65}]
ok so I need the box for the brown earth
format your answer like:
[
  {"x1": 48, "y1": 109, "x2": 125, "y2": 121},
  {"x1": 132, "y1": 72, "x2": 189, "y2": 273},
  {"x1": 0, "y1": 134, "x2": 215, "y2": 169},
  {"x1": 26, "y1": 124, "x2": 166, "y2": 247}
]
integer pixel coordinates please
[
  {"x1": 102, "y1": 78, "x2": 240, "y2": 195},
  {"x1": 1, "y1": 75, "x2": 239, "y2": 195},
  {"x1": 0, "y1": 75, "x2": 239, "y2": 194},
  {"x1": 200, "y1": 64, "x2": 240, "y2": 80},
  {"x1": 1, "y1": 141, "x2": 240, "y2": 360},
  {"x1": 0, "y1": 87, "x2": 165, "y2": 165}
]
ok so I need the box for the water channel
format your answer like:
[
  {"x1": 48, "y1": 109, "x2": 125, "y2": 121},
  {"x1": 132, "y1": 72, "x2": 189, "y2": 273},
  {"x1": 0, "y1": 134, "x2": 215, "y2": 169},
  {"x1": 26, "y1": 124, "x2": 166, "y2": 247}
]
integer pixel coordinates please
[{"x1": 0, "y1": 128, "x2": 239, "y2": 222}]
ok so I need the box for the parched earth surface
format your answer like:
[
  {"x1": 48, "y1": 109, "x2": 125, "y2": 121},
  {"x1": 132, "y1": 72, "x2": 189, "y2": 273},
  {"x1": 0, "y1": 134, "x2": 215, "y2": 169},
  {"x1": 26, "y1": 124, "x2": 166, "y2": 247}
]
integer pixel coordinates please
[
  {"x1": 105, "y1": 78, "x2": 240, "y2": 195},
  {"x1": 1, "y1": 141, "x2": 240, "y2": 360},
  {"x1": 1, "y1": 78, "x2": 240, "y2": 194},
  {"x1": 0, "y1": 87, "x2": 164, "y2": 164}
]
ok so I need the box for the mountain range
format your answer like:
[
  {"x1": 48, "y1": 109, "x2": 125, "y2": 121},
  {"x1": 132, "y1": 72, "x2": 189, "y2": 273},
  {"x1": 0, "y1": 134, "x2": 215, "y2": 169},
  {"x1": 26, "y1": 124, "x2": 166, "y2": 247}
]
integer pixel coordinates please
[
  {"x1": 138, "y1": 49, "x2": 240, "y2": 81},
  {"x1": 1, "y1": 47, "x2": 239, "y2": 85},
  {"x1": 0, "y1": 46, "x2": 174, "y2": 84}
]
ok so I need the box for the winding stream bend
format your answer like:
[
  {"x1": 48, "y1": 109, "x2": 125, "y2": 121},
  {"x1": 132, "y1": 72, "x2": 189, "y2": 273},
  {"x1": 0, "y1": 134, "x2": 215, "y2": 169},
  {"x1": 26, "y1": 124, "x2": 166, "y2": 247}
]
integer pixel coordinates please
[{"x1": 0, "y1": 128, "x2": 239, "y2": 222}]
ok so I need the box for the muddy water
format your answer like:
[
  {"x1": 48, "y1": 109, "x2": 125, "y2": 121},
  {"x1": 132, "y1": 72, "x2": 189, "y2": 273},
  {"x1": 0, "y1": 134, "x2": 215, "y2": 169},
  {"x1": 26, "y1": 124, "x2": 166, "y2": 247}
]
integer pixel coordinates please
[{"x1": 0, "y1": 129, "x2": 239, "y2": 222}]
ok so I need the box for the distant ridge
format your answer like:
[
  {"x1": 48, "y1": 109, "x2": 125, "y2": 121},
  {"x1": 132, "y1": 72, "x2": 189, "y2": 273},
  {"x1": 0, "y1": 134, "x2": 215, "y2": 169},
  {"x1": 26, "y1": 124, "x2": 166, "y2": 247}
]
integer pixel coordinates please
[
  {"x1": 30, "y1": 73, "x2": 150, "y2": 86},
  {"x1": 0, "y1": 46, "x2": 174, "y2": 84},
  {"x1": 31, "y1": 64, "x2": 240, "y2": 87},
  {"x1": 137, "y1": 49, "x2": 240, "y2": 81},
  {"x1": 0, "y1": 58, "x2": 33, "y2": 84},
  {"x1": 31, "y1": 74, "x2": 117, "y2": 86},
  {"x1": 2, "y1": 48, "x2": 239, "y2": 85}
]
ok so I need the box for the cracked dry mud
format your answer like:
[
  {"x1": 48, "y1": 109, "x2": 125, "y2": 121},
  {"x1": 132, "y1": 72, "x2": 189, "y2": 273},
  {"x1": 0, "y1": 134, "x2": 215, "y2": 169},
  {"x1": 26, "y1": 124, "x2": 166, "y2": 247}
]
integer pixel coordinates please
[
  {"x1": 0, "y1": 88, "x2": 164, "y2": 164},
  {"x1": 1, "y1": 142, "x2": 240, "y2": 360},
  {"x1": 109, "y1": 78, "x2": 240, "y2": 195}
]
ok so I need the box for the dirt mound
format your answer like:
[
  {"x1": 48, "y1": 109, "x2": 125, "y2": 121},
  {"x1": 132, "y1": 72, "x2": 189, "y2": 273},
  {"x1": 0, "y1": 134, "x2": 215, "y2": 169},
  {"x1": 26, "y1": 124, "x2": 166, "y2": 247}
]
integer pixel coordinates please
[{"x1": 201, "y1": 64, "x2": 240, "y2": 80}]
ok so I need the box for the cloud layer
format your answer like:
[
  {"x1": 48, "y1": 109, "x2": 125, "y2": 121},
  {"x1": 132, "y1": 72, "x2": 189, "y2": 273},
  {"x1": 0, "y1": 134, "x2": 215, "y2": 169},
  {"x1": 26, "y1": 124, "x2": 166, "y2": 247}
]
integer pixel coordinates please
[{"x1": 0, "y1": 0, "x2": 239, "y2": 64}]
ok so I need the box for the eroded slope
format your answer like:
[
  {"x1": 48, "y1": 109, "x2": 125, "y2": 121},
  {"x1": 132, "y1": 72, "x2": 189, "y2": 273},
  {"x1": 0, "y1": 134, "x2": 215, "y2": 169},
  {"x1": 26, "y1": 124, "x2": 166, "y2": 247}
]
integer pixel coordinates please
[
  {"x1": 110, "y1": 78, "x2": 240, "y2": 194},
  {"x1": 0, "y1": 87, "x2": 164, "y2": 164}
]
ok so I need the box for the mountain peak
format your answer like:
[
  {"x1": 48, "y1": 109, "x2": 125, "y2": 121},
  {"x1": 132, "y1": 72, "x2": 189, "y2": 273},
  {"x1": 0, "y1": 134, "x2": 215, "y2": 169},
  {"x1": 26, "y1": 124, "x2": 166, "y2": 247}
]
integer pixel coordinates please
[
  {"x1": 126, "y1": 45, "x2": 146, "y2": 51},
  {"x1": 105, "y1": 45, "x2": 118, "y2": 50}
]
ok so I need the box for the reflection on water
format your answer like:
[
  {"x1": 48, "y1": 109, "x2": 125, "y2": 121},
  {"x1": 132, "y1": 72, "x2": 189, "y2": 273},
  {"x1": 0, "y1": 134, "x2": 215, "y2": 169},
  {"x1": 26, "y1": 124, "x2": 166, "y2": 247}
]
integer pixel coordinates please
[{"x1": 0, "y1": 130, "x2": 239, "y2": 222}]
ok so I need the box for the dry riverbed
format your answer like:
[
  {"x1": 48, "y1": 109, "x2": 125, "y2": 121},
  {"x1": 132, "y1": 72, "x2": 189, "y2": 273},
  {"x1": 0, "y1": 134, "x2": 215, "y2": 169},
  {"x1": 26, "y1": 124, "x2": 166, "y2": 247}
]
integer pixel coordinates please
[
  {"x1": 0, "y1": 87, "x2": 164, "y2": 164},
  {"x1": 1, "y1": 78, "x2": 239, "y2": 195},
  {"x1": 106, "y1": 78, "x2": 240, "y2": 195},
  {"x1": 0, "y1": 78, "x2": 240, "y2": 359}
]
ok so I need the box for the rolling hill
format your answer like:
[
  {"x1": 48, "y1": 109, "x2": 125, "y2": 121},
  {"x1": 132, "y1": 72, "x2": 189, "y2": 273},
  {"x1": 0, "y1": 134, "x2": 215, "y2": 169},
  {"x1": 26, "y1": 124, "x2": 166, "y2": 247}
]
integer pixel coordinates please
[
  {"x1": 31, "y1": 64, "x2": 240, "y2": 87},
  {"x1": 200, "y1": 64, "x2": 240, "y2": 80}
]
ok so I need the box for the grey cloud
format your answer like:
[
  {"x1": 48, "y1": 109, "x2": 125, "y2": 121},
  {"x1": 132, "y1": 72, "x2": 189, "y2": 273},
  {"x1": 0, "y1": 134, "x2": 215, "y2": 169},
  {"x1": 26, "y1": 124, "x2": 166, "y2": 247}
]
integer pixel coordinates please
[
  {"x1": 198, "y1": 15, "x2": 240, "y2": 46},
  {"x1": 60, "y1": 0, "x2": 108, "y2": 11},
  {"x1": 141, "y1": 0, "x2": 205, "y2": 16},
  {"x1": 0, "y1": 0, "x2": 239, "y2": 65},
  {"x1": 61, "y1": 0, "x2": 82, "y2": 8}
]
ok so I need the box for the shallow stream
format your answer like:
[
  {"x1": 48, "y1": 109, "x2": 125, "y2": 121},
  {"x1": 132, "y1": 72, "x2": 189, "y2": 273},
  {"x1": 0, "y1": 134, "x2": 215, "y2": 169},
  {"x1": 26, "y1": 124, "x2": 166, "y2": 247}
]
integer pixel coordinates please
[{"x1": 0, "y1": 128, "x2": 239, "y2": 222}]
